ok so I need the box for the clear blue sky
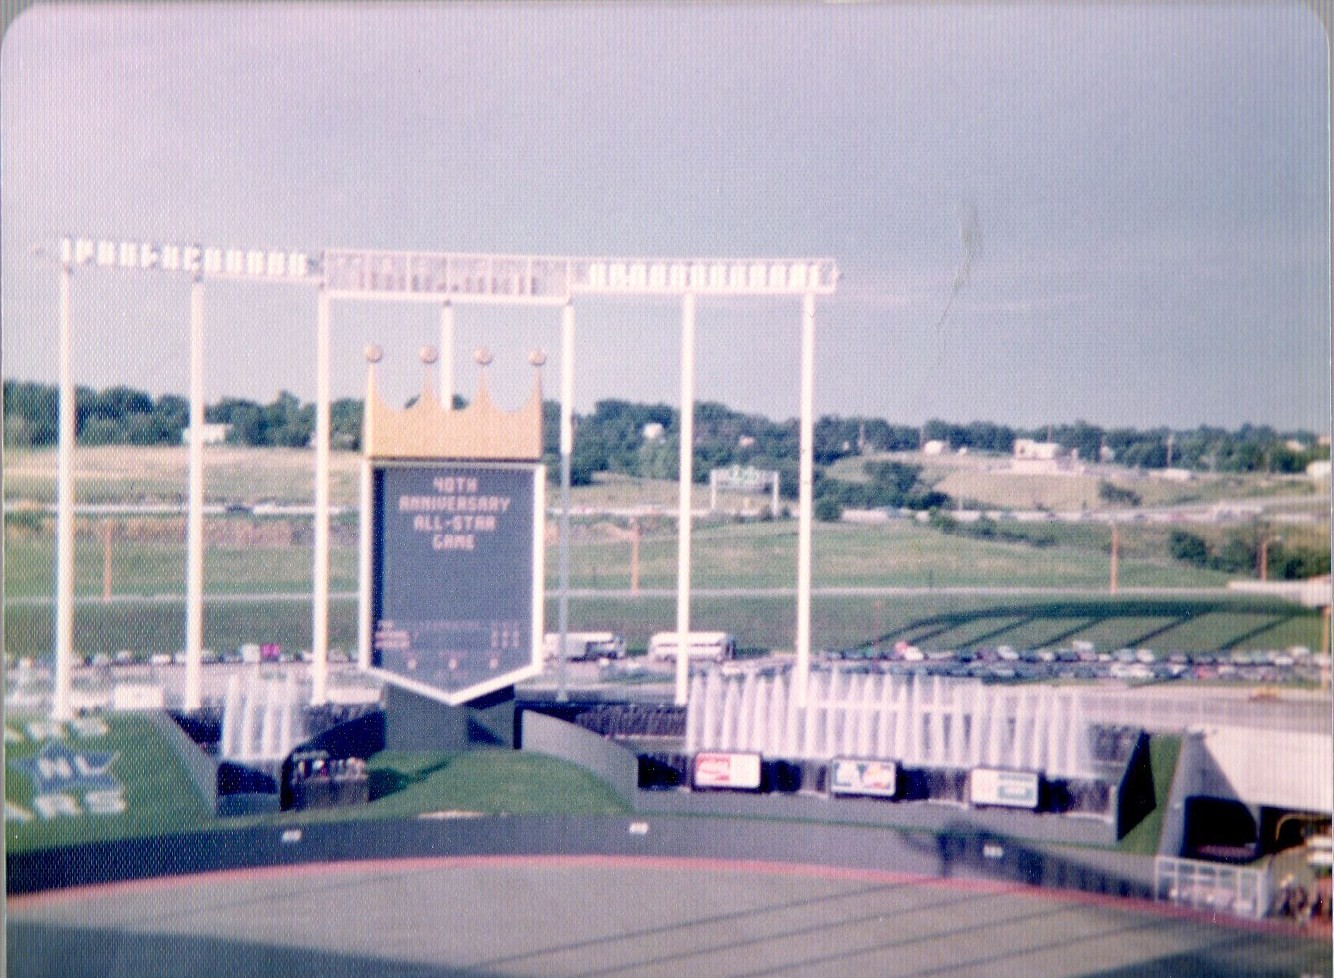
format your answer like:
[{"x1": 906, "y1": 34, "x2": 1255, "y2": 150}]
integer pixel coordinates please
[{"x1": 2, "y1": 3, "x2": 1329, "y2": 431}]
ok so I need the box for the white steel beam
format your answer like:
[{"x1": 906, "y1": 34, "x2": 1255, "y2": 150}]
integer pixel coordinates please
[
  {"x1": 557, "y1": 302, "x2": 575, "y2": 700},
  {"x1": 357, "y1": 457, "x2": 373, "y2": 671},
  {"x1": 795, "y1": 292, "x2": 816, "y2": 707},
  {"x1": 311, "y1": 289, "x2": 331, "y2": 705},
  {"x1": 184, "y1": 280, "x2": 206, "y2": 711},
  {"x1": 440, "y1": 302, "x2": 454, "y2": 407},
  {"x1": 675, "y1": 292, "x2": 696, "y2": 706},
  {"x1": 52, "y1": 263, "x2": 75, "y2": 721}
]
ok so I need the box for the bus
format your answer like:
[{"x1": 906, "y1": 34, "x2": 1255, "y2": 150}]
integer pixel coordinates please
[
  {"x1": 543, "y1": 632, "x2": 626, "y2": 661},
  {"x1": 647, "y1": 631, "x2": 737, "y2": 663}
]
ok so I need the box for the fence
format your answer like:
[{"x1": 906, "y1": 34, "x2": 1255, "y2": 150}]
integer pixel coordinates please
[{"x1": 1154, "y1": 854, "x2": 1272, "y2": 919}]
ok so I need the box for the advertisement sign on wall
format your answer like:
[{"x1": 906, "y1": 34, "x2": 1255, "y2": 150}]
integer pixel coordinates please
[
  {"x1": 969, "y1": 767, "x2": 1041, "y2": 810},
  {"x1": 369, "y1": 462, "x2": 542, "y2": 705},
  {"x1": 693, "y1": 752, "x2": 763, "y2": 791},
  {"x1": 829, "y1": 758, "x2": 898, "y2": 799}
]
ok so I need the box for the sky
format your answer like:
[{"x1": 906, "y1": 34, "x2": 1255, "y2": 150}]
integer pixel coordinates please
[{"x1": 2, "y1": 3, "x2": 1329, "y2": 432}]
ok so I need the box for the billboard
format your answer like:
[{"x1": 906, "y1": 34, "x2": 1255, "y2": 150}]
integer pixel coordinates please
[
  {"x1": 368, "y1": 462, "x2": 542, "y2": 705},
  {"x1": 969, "y1": 768, "x2": 1041, "y2": 810},
  {"x1": 829, "y1": 758, "x2": 898, "y2": 799},
  {"x1": 693, "y1": 752, "x2": 763, "y2": 791}
]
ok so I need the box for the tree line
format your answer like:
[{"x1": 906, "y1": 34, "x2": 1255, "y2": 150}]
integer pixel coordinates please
[
  {"x1": 6, "y1": 380, "x2": 1329, "y2": 579},
  {"x1": 5, "y1": 380, "x2": 1328, "y2": 482},
  {"x1": 1169, "y1": 528, "x2": 1331, "y2": 580}
]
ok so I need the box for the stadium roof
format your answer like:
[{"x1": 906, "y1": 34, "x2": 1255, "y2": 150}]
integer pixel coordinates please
[{"x1": 1204, "y1": 725, "x2": 1333, "y2": 813}]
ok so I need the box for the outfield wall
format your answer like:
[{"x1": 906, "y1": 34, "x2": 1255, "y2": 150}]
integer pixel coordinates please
[
  {"x1": 6, "y1": 812, "x2": 1156, "y2": 903},
  {"x1": 521, "y1": 711, "x2": 1123, "y2": 847}
]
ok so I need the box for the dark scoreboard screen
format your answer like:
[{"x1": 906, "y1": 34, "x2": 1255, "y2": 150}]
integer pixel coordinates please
[{"x1": 371, "y1": 463, "x2": 537, "y2": 699}]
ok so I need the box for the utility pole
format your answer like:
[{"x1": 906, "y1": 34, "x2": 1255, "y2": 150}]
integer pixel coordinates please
[
  {"x1": 1109, "y1": 522, "x2": 1120, "y2": 595},
  {"x1": 1259, "y1": 535, "x2": 1281, "y2": 582}
]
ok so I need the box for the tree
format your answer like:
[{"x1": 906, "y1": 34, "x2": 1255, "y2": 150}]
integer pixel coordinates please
[
  {"x1": 330, "y1": 398, "x2": 363, "y2": 450},
  {"x1": 1168, "y1": 529, "x2": 1209, "y2": 567},
  {"x1": 814, "y1": 496, "x2": 843, "y2": 522},
  {"x1": 2, "y1": 381, "x2": 58, "y2": 446},
  {"x1": 87, "y1": 385, "x2": 153, "y2": 421},
  {"x1": 1097, "y1": 480, "x2": 1141, "y2": 507}
]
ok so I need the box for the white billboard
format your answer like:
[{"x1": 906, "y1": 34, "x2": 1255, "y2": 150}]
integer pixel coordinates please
[
  {"x1": 969, "y1": 768, "x2": 1040, "y2": 809},
  {"x1": 829, "y1": 758, "x2": 898, "y2": 799},
  {"x1": 693, "y1": 752, "x2": 762, "y2": 791}
]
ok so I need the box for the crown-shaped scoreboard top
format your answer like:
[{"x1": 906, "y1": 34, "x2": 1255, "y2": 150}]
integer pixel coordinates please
[{"x1": 363, "y1": 347, "x2": 543, "y2": 461}]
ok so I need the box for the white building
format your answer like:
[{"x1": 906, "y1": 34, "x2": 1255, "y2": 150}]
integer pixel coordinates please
[
  {"x1": 1012, "y1": 438, "x2": 1083, "y2": 475},
  {"x1": 181, "y1": 423, "x2": 230, "y2": 446},
  {"x1": 1013, "y1": 438, "x2": 1066, "y2": 460}
]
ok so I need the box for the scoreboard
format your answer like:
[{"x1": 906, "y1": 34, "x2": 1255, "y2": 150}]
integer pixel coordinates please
[{"x1": 368, "y1": 462, "x2": 543, "y2": 704}]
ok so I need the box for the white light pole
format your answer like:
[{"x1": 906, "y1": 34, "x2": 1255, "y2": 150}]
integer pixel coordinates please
[
  {"x1": 558, "y1": 302, "x2": 575, "y2": 701},
  {"x1": 183, "y1": 279, "x2": 206, "y2": 711},
  {"x1": 52, "y1": 260, "x2": 75, "y2": 721},
  {"x1": 440, "y1": 302, "x2": 454, "y2": 407},
  {"x1": 675, "y1": 291, "x2": 696, "y2": 706},
  {"x1": 311, "y1": 289, "x2": 331, "y2": 705},
  {"x1": 357, "y1": 344, "x2": 382, "y2": 672},
  {"x1": 795, "y1": 291, "x2": 815, "y2": 707}
]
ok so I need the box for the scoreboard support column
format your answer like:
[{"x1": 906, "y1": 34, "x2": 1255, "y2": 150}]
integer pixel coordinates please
[
  {"x1": 184, "y1": 278, "x2": 206, "y2": 712},
  {"x1": 52, "y1": 262, "x2": 75, "y2": 721},
  {"x1": 795, "y1": 291, "x2": 815, "y2": 708},
  {"x1": 675, "y1": 291, "x2": 696, "y2": 706},
  {"x1": 557, "y1": 301, "x2": 575, "y2": 702},
  {"x1": 311, "y1": 289, "x2": 331, "y2": 706},
  {"x1": 358, "y1": 455, "x2": 373, "y2": 670}
]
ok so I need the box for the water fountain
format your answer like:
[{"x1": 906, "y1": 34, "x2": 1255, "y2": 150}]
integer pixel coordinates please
[
  {"x1": 218, "y1": 670, "x2": 305, "y2": 763},
  {"x1": 684, "y1": 663, "x2": 1092, "y2": 779}
]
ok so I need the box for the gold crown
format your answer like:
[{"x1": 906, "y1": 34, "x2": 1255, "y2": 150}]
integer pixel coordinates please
[{"x1": 364, "y1": 365, "x2": 543, "y2": 461}]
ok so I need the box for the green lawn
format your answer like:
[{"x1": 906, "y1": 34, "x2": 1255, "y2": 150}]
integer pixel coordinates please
[
  {"x1": 261, "y1": 749, "x2": 630, "y2": 824},
  {"x1": 3, "y1": 516, "x2": 1233, "y2": 602},
  {"x1": 566, "y1": 519, "x2": 1235, "y2": 592},
  {"x1": 5, "y1": 713, "x2": 628, "y2": 856},
  {"x1": 4, "y1": 592, "x2": 1322, "y2": 662},
  {"x1": 5, "y1": 712, "x2": 213, "y2": 854},
  {"x1": 4, "y1": 447, "x2": 1324, "y2": 661},
  {"x1": 560, "y1": 593, "x2": 1322, "y2": 657},
  {"x1": 1116, "y1": 734, "x2": 1181, "y2": 856}
]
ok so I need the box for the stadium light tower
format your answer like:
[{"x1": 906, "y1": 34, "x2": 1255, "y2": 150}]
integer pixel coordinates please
[{"x1": 40, "y1": 239, "x2": 836, "y2": 717}]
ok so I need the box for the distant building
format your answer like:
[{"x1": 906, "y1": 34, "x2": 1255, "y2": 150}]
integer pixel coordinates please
[
  {"x1": 1155, "y1": 468, "x2": 1194, "y2": 482},
  {"x1": 1014, "y1": 439, "x2": 1064, "y2": 461},
  {"x1": 922, "y1": 439, "x2": 946, "y2": 456},
  {"x1": 1012, "y1": 438, "x2": 1083, "y2": 475},
  {"x1": 642, "y1": 422, "x2": 664, "y2": 442},
  {"x1": 182, "y1": 423, "x2": 230, "y2": 446},
  {"x1": 1307, "y1": 460, "x2": 1330, "y2": 481}
]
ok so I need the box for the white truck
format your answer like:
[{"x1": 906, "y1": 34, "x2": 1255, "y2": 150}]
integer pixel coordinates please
[
  {"x1": 543, "y1": 631, "x2": 626, "y2": 661},
  {"x1": 647, "y1": 631, "x2": 737, "y2": 663}
]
